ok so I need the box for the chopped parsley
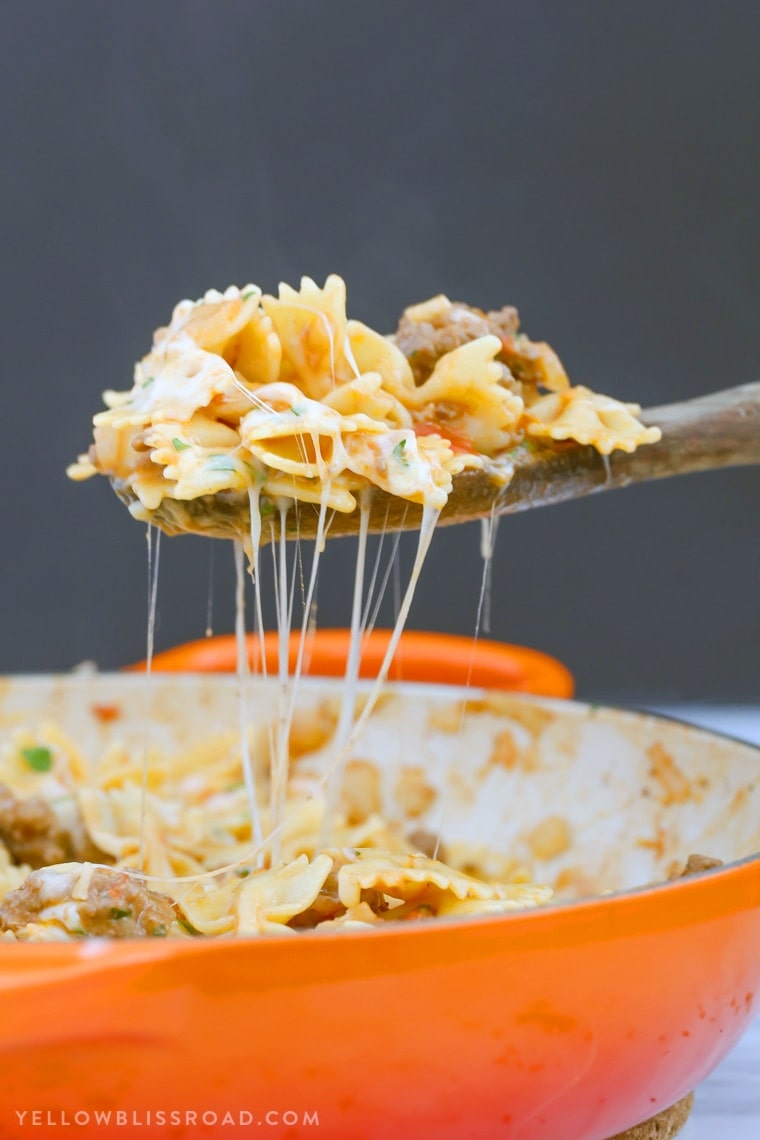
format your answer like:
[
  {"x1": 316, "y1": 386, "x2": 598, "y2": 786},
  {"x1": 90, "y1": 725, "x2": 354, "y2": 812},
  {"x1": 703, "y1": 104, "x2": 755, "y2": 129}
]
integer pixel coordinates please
[
  {"x1": 172, "y1": 438, "x2": 190, "y2": 451},
  {"x1": 507, "y1": 438, "x2": 539, "y2": 458},
  {"x1": 151, "y1": 924, "x2": 169, "y2": 937},
  {"x1": 259, "y1": 498, "x2": 275, "y2": 517},
  {"x1": 21, "y1": 746, "x2": 53, "y2": 772},
  {"x1": 142, "y1": 375, "x2": 155, "y2": 388},
  {"x1": 110, "y1": 907, "x2": 132, "y2": 920},
  {"x1": 236, "y1": 868, "x2": 251, "y2": 878},
  {"x1": 206, "y1": 455, "x2": 237, "y2": 473},
  {"x1": 393, "y1": 439, "x2": 409, "y2": 465},
  {"x1": 242, "y1": 289, "x2": 257, "y2": 301}
]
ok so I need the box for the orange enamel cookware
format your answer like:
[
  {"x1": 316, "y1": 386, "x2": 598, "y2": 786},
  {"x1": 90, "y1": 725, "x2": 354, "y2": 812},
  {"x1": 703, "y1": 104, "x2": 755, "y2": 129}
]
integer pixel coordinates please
[
  {"x1": 0, "y1": 667, "x2": 758, "y2": 1139},
  {"x1": 128, "y1": 627, "x2": 575, "y2": 698}
]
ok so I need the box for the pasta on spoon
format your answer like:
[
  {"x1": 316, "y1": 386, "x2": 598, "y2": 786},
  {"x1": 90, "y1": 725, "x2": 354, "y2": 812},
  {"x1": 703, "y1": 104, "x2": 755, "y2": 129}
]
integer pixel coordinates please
[{"x1": 68, "y1": 275, "x2": 660, "y2": 538}]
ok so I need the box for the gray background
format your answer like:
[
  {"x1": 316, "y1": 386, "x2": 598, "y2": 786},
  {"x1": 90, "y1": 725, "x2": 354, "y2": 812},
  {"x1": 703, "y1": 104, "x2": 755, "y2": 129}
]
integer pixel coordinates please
[{"x1": 2, "y1": 0, "x2": 758, "y2": 701}]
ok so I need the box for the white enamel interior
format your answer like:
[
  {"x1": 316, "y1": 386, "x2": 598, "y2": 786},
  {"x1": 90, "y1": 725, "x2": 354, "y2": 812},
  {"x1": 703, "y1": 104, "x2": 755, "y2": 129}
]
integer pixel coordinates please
[{"x1": 1, "y1": 673, "x2": 758, "y2": 898}]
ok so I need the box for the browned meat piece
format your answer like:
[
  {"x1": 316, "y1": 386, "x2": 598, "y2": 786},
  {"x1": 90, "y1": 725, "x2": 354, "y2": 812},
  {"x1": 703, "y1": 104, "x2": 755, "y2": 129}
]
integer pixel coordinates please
[
  {"x1": 76, "y1": 869, "x2": 175, "y2": 936},
  {"x1": 0, "y1": 783, "x2": 109, "y2": 869},
  {"x1": 395, "y1": 299, "x2": 568, "y2": 395},
  {"x1": 678, "y1": 853, "x2": 724, "y2": 877},
  {"x1": 484, "y1": 307, "x2": 521, "y2": 339},
  {"x1": 0, "y1": 865, "x2": 175, "y2": 938},
  {"x1": 395, "y1": 301, "x2": 518, "y2": 384}
]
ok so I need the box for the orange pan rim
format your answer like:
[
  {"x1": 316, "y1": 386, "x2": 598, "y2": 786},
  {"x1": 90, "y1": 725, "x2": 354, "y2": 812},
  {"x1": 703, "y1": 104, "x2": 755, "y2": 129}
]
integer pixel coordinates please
[{"x1": 0, "y1": 854, "x2": 757, "y2": 975}]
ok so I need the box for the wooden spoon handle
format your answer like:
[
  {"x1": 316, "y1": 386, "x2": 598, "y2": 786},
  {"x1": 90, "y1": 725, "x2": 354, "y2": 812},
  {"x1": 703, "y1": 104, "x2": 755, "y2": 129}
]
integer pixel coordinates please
[{"x1": 638, "y1": 381, "x2": 760, "y2": 471}]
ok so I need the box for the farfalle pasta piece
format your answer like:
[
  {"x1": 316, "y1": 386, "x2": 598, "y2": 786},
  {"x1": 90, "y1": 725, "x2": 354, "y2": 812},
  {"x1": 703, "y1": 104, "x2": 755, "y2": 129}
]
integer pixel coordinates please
[
  {"x1": 235, "y1": 853, "x2": 333, "y2": 935},
  {"x1": 178, "y1": 857, "x2": 334, "y2": 934},
  {"x1": 322, "y1": 372, "x2": 413, "y2": 430},
  {"x1": 239, "y1": 382, "x2": 355, "y2": 481},
  {"x1": 345, "y1": 320, "x2": 417, "y2": 400},
  {"x1": 409, "y1": 336, "x2": 524, "y2": 455},
  {"x1": 338, "y1": 849, "x2": 502, "y2": 909},
  {"x1": 259, "y1": 472, "x2": 359, "y2": 514},
  {"x1": 171, "y1": 877, "x2": 239, "y2": 936},
  {"x1": 335, "y1": 850, "x2": 552, "y2": 921},
  {"x1": 262, "y1": 275, "x2": 357, "y2": 400},
  {"x1": 342, "y1": 430, "x2": 455, "y2": 510},
  {"x1": 438, "y1": 888, "x2": 553, "y2": 917},
  {"x1": 131, "y1": 339, "x2": 241, "y2": 423},
  {"x1": 158, "y1": 286, "x2": 262, "y2": 355},
  {"x1": 524, "y1": 385, "x2": 662, "y2": 455}
]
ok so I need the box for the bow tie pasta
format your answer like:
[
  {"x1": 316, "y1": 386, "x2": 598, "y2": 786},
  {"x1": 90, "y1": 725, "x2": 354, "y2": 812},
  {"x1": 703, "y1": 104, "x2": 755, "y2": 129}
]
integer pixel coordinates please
[{"x1": 68, "y1": 276, "x2": 660, "y2": 528}]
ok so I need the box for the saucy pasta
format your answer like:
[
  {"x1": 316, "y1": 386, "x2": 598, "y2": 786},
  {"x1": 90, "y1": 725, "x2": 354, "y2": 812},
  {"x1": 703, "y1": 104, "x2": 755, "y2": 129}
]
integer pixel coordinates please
[{"x1": 68, "y1": 276, "x2": 660, "y2": 525}]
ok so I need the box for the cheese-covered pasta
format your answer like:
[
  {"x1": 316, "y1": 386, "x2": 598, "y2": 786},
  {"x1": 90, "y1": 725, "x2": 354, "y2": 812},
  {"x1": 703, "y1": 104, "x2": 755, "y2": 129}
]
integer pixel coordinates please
[
  {"x1": 0, "y1": 723, "x2": 550, "y2": 940},
  {"x1": 68, "y1": 276, "x2": 661, "y2": 524}
]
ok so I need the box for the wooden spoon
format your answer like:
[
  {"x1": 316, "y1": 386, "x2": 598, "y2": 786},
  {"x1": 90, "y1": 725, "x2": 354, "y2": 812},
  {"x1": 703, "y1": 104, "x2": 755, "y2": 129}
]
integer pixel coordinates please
[{"x1": 118, "y1": 382, "x2": 760, "y2": 541}]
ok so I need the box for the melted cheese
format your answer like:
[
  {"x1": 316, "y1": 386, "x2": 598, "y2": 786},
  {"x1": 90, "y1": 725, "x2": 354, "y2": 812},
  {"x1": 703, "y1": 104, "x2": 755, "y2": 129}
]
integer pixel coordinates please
[{"x1": 46, "y1": 273, "x2": 666, "y2": 939}]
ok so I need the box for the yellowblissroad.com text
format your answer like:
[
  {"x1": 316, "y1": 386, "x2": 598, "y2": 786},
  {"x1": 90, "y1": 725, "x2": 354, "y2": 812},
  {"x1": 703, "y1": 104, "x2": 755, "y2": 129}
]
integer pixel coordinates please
[{"x1": 12, "y1": 1108, "x2": 320, "y2": 1128}]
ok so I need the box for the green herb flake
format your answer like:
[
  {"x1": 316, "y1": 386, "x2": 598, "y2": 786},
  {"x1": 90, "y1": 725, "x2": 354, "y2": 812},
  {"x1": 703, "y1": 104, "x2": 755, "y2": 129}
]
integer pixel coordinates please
[
  {"x1": 21, "y1": 746, "x2": 53, "y2": 772},
  {"x1": 236, "y1": 868, "x2": 251, "y2": 878},
  {"x1": 393, "y1": 439, "x2": 409, "y2": 464},
  {"x1": 151, "y1": 924, "x2": 169, "y2": 937},
  {"x1": 243, "y1": 461, "x2": 266, "y2": 485},
  {"x1": 242, "y1": 290, "x2": 257, "y2": 301},
  {"x1": 177, "y1": 916, "x2": 201, "y2": 937},
  {"x1": 259, "y1": 499, "x2": 275, "y2": 517},
  {"x1": 291, "y1": 406, "x2": 303, "y2": 417},
  {"x1": 172, "y1": 438, "x2": 190, "y2": 451},
  {"x1": 206, "y1": 454, "x2": 237, "y2": 473},
  {"x1": 110, "y1": 907, "x2": 132, "y2": 920},
  {"x1": 142, "y1": 375, "x2": 155, "y2": 388},
  {"x1": 507, "y1": 438, "x2": 538, "y2": 459}
]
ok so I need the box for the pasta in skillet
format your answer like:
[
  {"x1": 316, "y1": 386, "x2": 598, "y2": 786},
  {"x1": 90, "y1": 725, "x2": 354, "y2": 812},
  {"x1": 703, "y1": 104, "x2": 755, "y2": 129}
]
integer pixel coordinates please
[{"x1": 0, "y1": 722, "x2": 549, "y2": 941}]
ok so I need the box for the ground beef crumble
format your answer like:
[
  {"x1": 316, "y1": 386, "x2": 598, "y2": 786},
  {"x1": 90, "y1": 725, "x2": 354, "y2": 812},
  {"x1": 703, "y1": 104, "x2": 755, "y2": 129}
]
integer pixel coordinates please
[
  {"x1": 0, "y1": 783, "x2": 108, "y2": 869},
  {"x1": 677, "y1": 853, "x2": 724, "y2": 877},
  {"x1": 0, "y1": 865, "x2": 176, "y2": 938},
  {"x1": 395, "y1": 302, "x2": 519, "y2": 384},
  {"x1": 394, "y1": 298, "x2": 568, "y2": 396}
]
